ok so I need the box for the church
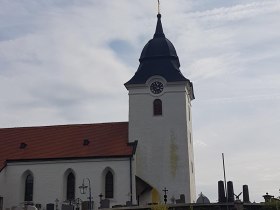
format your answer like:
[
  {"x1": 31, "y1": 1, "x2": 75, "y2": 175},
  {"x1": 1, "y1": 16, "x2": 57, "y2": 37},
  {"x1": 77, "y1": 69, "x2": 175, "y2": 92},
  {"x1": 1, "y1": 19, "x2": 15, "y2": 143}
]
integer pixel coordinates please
[{"x1": 0, "y1": 12, "x2": 196, "y2": 209}]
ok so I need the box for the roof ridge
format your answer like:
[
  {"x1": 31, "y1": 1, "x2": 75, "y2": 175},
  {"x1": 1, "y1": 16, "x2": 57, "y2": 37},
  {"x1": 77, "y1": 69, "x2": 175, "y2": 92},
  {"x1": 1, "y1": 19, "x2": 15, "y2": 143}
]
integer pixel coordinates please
[{"x1": 0, "y1": 121, "x2": 128, "y2": 130}]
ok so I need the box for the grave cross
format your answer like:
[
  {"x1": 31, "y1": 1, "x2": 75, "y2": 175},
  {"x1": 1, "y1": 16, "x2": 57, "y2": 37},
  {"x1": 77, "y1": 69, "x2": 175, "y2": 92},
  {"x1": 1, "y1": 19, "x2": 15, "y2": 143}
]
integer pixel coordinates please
[{"x1": 162, "y1": 187, "x2": 168, "y2": 204}]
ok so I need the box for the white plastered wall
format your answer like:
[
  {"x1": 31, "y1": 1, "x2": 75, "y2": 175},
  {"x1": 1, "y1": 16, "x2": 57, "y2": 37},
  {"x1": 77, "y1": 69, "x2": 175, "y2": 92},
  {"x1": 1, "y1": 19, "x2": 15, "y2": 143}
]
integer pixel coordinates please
[
  {"x1": 128, "y1": 80, "x2": 196, "y2": 204},
  {"x1": 0, "y1": 158, "x2": 132, "y2": 209}
]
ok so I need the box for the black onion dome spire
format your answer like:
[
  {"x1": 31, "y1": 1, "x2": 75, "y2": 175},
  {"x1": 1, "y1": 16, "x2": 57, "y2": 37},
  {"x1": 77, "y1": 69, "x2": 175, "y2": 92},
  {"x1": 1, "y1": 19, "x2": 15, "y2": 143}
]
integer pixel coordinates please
[
  {"x1": 153, "y1": 14, "x2": 165, "y2": 38},
  {"x1": 125, "y1": 14, "x2": 191, "y2": 88},
  {"x1": 139, "y1": 14, "x2": 178, "y2": 62}
]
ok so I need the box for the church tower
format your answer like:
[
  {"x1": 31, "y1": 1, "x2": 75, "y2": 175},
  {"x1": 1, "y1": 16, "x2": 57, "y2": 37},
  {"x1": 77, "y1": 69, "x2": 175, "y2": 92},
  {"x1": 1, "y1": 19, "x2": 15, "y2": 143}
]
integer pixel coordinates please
[{"x1": 125, "y1": 13, "x2": 196, "y2": 204}]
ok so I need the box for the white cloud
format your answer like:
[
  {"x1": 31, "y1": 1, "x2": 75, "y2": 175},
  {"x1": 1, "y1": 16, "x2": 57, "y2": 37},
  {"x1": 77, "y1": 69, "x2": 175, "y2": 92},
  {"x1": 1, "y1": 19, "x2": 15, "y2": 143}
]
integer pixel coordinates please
[{"x1": 188, "y1": 1, "x2": 280, "y2": 21}]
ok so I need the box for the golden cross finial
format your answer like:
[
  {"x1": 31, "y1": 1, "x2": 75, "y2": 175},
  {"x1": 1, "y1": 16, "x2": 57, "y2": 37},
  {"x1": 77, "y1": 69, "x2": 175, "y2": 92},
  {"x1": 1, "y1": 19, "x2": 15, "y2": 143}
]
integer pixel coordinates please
[{"x1": 157, "y1": 0, "x2": 160, "y2": 14}]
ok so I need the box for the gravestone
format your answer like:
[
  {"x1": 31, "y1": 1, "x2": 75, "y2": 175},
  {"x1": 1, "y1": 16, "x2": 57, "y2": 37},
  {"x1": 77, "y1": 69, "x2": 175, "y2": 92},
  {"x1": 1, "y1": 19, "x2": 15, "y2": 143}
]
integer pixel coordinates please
[
  {"x1": 35, "y1": 204, "x2": 41, "y2": 210},
  {"x1": 46, "y1": 204, "x2": 54, "y2": 210},
  {"x1": 176, "y1": 194, "x2": 186, "y2": 204},
  {"x1": 27, "y1": 206, "x2": 37, "y2": 210},
  {"x1": 99, "y1": 199, "x2": 110, "y2": 209},
  {"x1": 227, "y1": 181, "x2": 235, "y2": 202},
  {"x1": 61, "y1": 205, "x2": 73, "y2": 210},
  {"x1": 81, "y1": 202, "x2": 93, "y2": 210}
]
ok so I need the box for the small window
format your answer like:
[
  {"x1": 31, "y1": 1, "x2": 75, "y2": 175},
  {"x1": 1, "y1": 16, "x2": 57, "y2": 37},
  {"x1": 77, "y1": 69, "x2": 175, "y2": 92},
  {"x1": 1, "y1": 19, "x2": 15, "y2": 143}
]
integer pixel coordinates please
[
  {"x1": 191, "y1": 162, "x2": 194, "y2": 174},
  {"x1": 105, "y1": 171, "x2": 114, "y2": 198},
  {"x1": 20, "y1": 143, "x2": 27, "y2": 149},
  {"x1": 25, "y1": 174, "x2": 33, "y2": 201},
  {"x1": 83, "y1": 139, "x2": 90, "y2": 146},
  {"x1": 153, "y1": 99, "x2": 162, "y2": 116},
  {"x1": 66, "y1": 172, "x2": 75, "y2": 201}
]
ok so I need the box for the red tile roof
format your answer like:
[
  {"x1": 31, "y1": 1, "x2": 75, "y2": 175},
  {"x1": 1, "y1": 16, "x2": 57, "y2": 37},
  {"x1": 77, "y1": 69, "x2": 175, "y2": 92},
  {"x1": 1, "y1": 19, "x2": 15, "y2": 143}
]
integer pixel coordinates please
[{"x1": 0, "y1": 122, "x2": 133, "y2": 171}]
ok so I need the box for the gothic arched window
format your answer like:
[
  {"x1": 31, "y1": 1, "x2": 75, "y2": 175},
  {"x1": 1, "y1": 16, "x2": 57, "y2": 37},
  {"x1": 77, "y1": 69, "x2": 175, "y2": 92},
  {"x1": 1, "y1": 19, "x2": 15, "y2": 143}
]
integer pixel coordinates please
[
  {"x1": 25, "y1": 174, "x2": 33, "y2": 201},
  {"x1": 66, "y1": 172, "x2": 75, "y2": 201},
  {"x1": 105, "y1": 171, "x2": 114, "y2": 198},
  {"x1": 153, "y1": 99, "x2": 162, "y2": 116}
]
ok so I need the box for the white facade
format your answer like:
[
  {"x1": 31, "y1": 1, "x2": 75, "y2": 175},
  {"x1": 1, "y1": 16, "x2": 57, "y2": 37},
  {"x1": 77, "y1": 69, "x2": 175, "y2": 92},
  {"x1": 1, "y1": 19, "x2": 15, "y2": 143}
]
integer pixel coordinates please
[
  {"x1": 127, "y1": 76, "x2": 196, "y2": 204},
  {"x1": 0, "y1": 158, "x2": 132, "y2": 209}
]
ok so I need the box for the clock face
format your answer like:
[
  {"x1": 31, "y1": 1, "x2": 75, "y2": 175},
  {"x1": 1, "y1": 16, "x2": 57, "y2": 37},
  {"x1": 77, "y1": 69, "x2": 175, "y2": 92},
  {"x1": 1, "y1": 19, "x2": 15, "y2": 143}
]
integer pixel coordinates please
[{"x1": 150, "y1": 81, "x2": 164, "y2": 94}]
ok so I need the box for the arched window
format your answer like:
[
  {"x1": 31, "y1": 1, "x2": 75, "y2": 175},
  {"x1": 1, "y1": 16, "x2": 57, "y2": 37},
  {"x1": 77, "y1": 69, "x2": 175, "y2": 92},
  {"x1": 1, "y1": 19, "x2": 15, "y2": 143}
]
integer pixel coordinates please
[
  {"x1": 105, "y1": 171, "x2": 114, "y2": 198},
  {"x1": 25, "y1": 174, "x2": 33, "y2": 201},
  {"x1": 153, "y1": 99, "x2": 162, "y2": 116},
  {"x1": 66, "y1": 172, "x2": 75, "y2": 201}
]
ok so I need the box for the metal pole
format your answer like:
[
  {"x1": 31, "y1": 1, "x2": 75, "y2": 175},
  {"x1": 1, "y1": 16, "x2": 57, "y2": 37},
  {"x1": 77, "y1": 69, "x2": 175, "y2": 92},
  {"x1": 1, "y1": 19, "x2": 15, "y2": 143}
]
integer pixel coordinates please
[
  {"x1": 222, "y1": 153, "x2": 229, "y2": 210},
  {"x1": 86, "y1": 178, "x2": 92, "y2": 210},
  {"x1": 222, "y1": 153, "x2": 227, "y2": 199}
]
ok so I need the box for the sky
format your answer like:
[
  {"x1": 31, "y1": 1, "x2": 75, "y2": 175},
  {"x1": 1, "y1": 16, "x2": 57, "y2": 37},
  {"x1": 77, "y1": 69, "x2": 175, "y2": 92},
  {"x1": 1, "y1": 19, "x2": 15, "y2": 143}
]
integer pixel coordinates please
[{"x1": 1, "y1": 0, "x2": 280, "y2": 203}]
